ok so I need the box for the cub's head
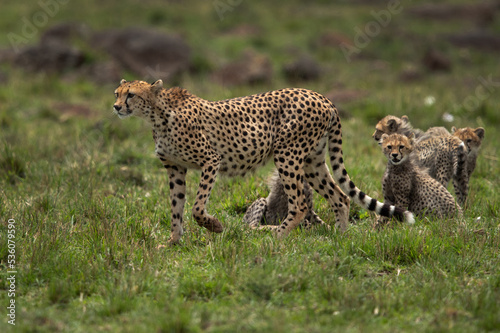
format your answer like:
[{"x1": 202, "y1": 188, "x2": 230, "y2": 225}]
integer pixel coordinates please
[
  {"x1": 452, "y1": 127, "x2": 485, "y2": 155},
  {"x1": 380, "y1": 133, "x2": 414, "y2": 166},
  {"x1": 113, "y1": 79, "x2": 163, "y2": 119},
  {"x1": 372, "y1": 115, "x2": 410, "y2": 143}
]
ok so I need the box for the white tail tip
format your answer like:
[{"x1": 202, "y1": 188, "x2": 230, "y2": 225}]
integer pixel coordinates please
[{"x1": 405, "y1": 211, "x2": 415, "y2": 225}]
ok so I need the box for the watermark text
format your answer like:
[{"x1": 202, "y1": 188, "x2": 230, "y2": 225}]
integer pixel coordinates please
[
  {"x1": 6, "y1": 219, "x2": 17, "y2": 326},
  {"x1": 341, "y1": 0, "x2": 403, "y2": 63},
  {"x1": 213, "y1": 0, "x2": 243, "y2": 20},
  {"x1": 447, "y1": 75, "x2": 500, "y2": 119},
  {"x1": 7, "y1": 0, "x2": 69, "y2": 53}
]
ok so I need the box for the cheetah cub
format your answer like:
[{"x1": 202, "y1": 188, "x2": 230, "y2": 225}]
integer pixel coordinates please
[
  {"x1": 451, "y1": 126, "x2": 485, "y2": 181},
  {"x1": 380, "y1": 133, "x2": 462, "y2": 219},
  {"x1": 243, "y1": 170, "x2": 326, "y2": 229},
  {"x1": 413, "y1": 135, "x2": 468, "y2": 206},
  {"x1": 372, "y1": 115, "x2": 425, "y2": 142},
  {"x1": 413, "y1": 125, "x2": 485, "y2": 194},
  {"x1": 373, "y1": 115, "x2": 468, "y2": 206}
]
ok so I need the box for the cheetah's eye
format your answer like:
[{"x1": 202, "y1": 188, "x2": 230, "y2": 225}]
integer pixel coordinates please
[
  {"x1": 114, "y1": 92, "x2": 118, "y2": 98},
  {"x1": 399, "y1": 145, "x2": 405, "y2": 149},
  {"x1": 386, "y1": 145, "x2": 392, "y2": 149},
  {"x1": 466, "y1": 139, "x2": 472, "y2": 143},
  {"x1": 127, "y1": 93, "x2": 135, "y2": 99}
]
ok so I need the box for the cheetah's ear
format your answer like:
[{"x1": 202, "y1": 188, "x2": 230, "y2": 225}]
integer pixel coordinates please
[
  {"x1": 451, "y1": 126, "x2": 457, "y2": 134},
  {"x1": 407, "y1": 133, "x2": 415, "y2": 146},
  {"x1": 151, "y1": 80, "x2": 163, "y2": 94},
  {"x1": 401, "y1": 115, "x2": 409, "y2": 123},
  {"x1": 387, "y1": 119, "x2": 398, "y2": 131},
  {"x1": 474, "y1": 127, "x2": 485, "y2": 140},
  {"x1": 120, "y1": 79, "x2": 127, "y2": 85}
]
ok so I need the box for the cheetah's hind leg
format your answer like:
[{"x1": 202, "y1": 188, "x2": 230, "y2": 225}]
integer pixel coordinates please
[{"x1": 304, "y1": 160, "x2": 350, "y2": 232}]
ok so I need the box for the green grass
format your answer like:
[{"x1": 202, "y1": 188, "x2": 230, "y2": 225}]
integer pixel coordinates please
[{"x1": 1, "y1": 0, "x2": 500, "y2": 332}]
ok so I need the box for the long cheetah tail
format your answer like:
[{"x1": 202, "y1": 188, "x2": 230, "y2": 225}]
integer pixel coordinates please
[{"x1": 327, "y1": 117, "x2": 415, "y2": 224}]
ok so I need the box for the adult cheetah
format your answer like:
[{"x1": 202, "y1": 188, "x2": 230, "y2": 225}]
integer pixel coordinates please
[{"x1": 113, "y1": 80, "x2": 414, "y2": 244}]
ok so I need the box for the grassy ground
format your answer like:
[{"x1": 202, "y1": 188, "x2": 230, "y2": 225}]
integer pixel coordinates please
[{"x1": 1, "y1": 0, "x2": 499, "y2": 332}]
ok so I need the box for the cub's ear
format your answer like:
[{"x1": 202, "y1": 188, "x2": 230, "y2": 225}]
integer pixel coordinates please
[
  {"x1": 120, "y1": 79, "x2": 127, "y2": 85},
  {"x1": 401, "y1": 115, "x2": 409, "y2": 123},
  {"x1": 387, "y1": 119, "x2": 398, "y2": 131},
  {"x1": 475, "y1": 127, "x2": 485, "y2": 140},
  {"x1": 451, "y1": 126, "x2": 457, "y2": 133},
  {"x1": 408, "y1": 134, "x2": 415, "y2": 146},
  {"x1": 151, "y1": 80, "x2": 163, "y2": 94}
]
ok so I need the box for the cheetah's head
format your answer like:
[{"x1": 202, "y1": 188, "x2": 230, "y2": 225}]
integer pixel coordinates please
[
  {"x1": 372, "y1": 115, "x2": 410, "y2": 144},
  {"x1": 113, "y1": 79, "x2": 163, "y2": 119},
  {"x1": 451, "y1": 126, "x2": 485, "y2": 155},
  {"x1": 380, "y1": 133, "x2": 414, "y2": 166}
]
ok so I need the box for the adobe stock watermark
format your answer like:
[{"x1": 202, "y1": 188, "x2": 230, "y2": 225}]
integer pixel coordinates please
[
  {"x1": 445, "y1": 74, "x2": 500, "y2": 120},
  {"x1": 143, "y1": 64, "x2": 173, "y2": 83},
  {"x1": 6, "y1": 219, "x2": 17, "y2": 326},
  {"x1": 340, "y1": 0, "x2": 403, "y2": 63},
  {"x1": 7, "y1": 0, "x2": 69, "y2": 53},
  {"x1": 213, "y1": 0, "x2": 243, "y2": 20}
]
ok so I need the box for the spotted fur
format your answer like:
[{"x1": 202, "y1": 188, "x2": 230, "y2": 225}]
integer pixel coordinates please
[
  {"x1": 242, "y1": 170, "x2": 326, "y2": 229},
  {"x1": 418, "y1": 126, "x2": 450, "y2": 141},
  {"x1": 380, "y1": 133, "x2": 462, "y2": 219},
  {"x1": 373, "y1": 115, "x2": 469, "y2": 206},
  {"x1": 414, "y1": 135, "x2": 468, "y2": 206},
  {"x1": 411, "y1": 125, "x2": 485, "y2": 198},
  {"x1": 113, "y1": 80, "x2": 414, "y2": 244},
  {"x1": 452, "y1": 126, "x2": 485, "y2": 181}
]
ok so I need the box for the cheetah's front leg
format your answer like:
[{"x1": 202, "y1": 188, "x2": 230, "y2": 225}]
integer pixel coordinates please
[
  {"x1": 273, "y1": 156, "x2": 309, "y2": 239},
  {"x1": 164, "y1": 164, "x2": 187, "y2": 245},
  {"x1": 453, "y1": 177, "x2": 468, "y2": 207},
  {"x1": 192, "y1": 161, "x2": 224, "y2": 233},
  {"x1": 392, "y1": 192, "x2": 411, "y2": 216}
]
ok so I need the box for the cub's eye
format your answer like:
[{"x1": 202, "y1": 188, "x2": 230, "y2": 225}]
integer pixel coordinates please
[
  {"x1": 399, "y1": 145, "x2": 405, "y2": 149},
  {"x1": 466, "y1": 139, "x2": 472, "y2": 143},
  {"x1": 127, "y1": 93, "x2": 135, "y2": 98},
  {"x1": 386, "y1": 145, "x2": 392, "y2": 149},
  {"x1": 114, "y1": 92, "x2": 118, "y2": 98}
]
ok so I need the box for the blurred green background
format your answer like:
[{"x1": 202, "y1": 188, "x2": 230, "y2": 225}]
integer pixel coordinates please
[{"x1": 1, "y1": 0, "x2": 499, "y2": 332}]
